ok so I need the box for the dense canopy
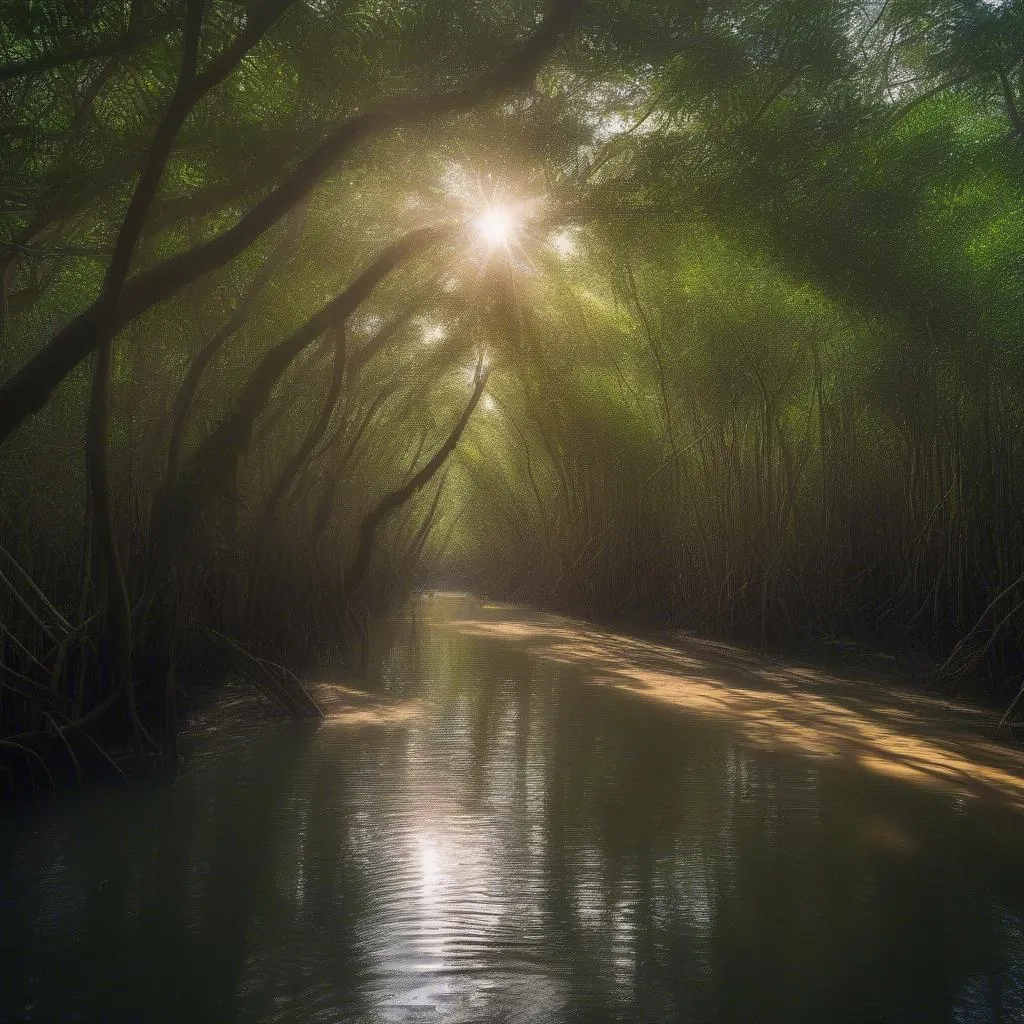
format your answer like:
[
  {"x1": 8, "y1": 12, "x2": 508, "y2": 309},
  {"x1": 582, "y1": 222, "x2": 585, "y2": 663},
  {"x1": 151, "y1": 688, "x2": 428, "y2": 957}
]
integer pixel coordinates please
[{"x1": 2, "y1": 0, "x2": 1024, "y2": 772}]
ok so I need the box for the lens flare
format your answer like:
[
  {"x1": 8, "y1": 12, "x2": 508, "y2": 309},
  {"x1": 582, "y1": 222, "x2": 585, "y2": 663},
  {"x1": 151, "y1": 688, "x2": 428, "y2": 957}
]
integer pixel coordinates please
[{"x1": 475, "y1": 206, "x2": 516, "y2": 248}]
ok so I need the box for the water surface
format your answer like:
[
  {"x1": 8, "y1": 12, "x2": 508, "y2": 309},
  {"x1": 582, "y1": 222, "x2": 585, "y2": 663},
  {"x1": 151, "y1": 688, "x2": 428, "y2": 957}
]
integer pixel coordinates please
[{"x1": 4, "y1": 593, "x2": 1024, "y2": 1023}]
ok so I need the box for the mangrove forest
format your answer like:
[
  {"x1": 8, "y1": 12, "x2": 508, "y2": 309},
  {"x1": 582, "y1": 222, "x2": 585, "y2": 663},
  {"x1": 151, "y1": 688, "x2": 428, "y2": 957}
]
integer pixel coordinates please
[{"x1": 4, "y1": 0, "x2": 1024, "y2": 1020}]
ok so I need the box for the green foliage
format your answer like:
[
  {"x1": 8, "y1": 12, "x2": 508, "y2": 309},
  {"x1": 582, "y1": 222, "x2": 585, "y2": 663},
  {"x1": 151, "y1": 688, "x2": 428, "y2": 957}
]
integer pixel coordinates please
[{"x1": 2, "y1": 0, "x2": 1024, "y2": 772}]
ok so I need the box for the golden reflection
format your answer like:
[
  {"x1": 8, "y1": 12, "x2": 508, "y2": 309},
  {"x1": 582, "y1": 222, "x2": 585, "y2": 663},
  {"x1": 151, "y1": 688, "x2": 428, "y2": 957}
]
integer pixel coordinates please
[
  {"x1": 308, "y1": 682, "x2": 422, "y2": 727},
  {"x1": 448, "y1": 609, "x2": 1024, "y2": 811}
]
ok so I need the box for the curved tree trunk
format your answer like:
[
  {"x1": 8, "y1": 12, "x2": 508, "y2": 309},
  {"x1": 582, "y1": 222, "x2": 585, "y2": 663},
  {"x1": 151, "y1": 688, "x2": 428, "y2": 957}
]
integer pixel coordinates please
[
  {"x1": 261, "y1": 324, "x2": 348, "y2": 526},
  {"x1": 153, "y1": 225, "x2": 444, "y2": 552},
  {"x1": 84, "y1": 0, "x2": 205, "y2": 750},
  {"x1": 165, "y1": 198, "x2": 308, "y2": 484},
  {"x1": 262, "y1": 290, "x2": 433, "y2": 527},
  {"x1": 0, "y1": 0, "x2": 582, "y2": 444},
  {"x1": 309, "y1": 386, "x2": 396, "y2": 542},
  {"x1": 342, "y1": 361, "x2": 489, "y2": 600}
]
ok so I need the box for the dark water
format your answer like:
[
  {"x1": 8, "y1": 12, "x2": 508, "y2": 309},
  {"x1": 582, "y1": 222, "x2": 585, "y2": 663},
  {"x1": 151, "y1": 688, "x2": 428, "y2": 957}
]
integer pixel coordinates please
[{"x1": 4, "y1": 594, "x2": 1024, "y2": 1023}]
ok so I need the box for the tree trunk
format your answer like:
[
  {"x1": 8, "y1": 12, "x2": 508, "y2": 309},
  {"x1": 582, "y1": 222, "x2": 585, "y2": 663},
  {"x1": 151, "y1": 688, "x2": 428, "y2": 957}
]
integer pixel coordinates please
[
  {"x1": 154, "y1": 225, "x2": 444, "y2": 552},
  {"x1": 343, "y1": 361, "x2": 489, "y2": 600},
  {"x1": 165, "y1": 198, "x2": 308, "y2": 483},
  {"x1": 0, "y1": 0, "x2": 581, "y2": 444}
]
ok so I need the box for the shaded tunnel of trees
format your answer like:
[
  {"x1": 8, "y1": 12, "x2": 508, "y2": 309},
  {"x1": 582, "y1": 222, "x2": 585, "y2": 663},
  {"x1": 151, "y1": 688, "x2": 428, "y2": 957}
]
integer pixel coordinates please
[{"x1": 2, "y1": 0, "x2": 1024, "y2": 780}]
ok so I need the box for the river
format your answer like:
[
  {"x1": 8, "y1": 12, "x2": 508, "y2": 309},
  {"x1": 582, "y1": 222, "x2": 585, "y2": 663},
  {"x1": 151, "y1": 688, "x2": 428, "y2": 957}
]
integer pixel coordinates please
[{"x1": 4, "y1": 592, "x2": 1024, "y2": 1023}]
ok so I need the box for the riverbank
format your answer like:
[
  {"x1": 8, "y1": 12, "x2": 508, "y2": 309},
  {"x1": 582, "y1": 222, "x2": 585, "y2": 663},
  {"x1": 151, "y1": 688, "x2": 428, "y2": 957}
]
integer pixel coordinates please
[{"x1": 190, "y1": 590, "x2": 1024, "y2": 811}]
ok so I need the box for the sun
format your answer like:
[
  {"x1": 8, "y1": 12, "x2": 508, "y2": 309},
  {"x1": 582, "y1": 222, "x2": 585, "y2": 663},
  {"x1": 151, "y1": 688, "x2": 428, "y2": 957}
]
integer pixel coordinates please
[{"x1": 475, "y1": 206, "x2": 517, "y2": 249}]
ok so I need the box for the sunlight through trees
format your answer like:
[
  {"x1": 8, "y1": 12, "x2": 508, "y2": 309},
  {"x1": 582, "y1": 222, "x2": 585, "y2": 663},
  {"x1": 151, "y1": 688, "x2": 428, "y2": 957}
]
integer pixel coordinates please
[{"x1": 2, "y1": 0, "x2": 1024, "y2": 776}]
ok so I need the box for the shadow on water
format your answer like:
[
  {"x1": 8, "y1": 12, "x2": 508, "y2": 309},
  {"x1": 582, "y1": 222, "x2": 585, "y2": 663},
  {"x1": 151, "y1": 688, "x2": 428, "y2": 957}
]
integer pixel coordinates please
[{"x1": 3, "y1": 593, "x2": 1024, "y2": 1023}]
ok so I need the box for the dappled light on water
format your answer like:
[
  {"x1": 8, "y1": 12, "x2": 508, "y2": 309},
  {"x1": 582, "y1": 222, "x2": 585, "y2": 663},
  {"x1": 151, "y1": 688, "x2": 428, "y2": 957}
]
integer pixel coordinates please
[
  {"x1": 5, "y1": 594, "x2": 1024, "y2": 1023},
  {"x1": 308, "y1": 681, "x2": 423, "y2": 727},
  {"x1": 451, "y1": 607, "x2": 1024, "y2": 810}
]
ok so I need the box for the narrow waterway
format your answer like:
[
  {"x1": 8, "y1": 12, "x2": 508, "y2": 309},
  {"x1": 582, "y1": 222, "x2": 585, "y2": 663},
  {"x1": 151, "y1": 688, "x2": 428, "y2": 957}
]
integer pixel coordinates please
[{"x1": 4, "y1": 593, "x2": 1024, "y2": 1023}]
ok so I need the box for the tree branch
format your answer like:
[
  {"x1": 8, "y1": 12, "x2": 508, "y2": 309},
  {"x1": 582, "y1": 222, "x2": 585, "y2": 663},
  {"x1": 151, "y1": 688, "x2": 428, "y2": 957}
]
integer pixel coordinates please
[
  {"x1": 0, "y1": 0, "x2": 582, "y2": 444},
  {"x1": 342, "y1": 359, "x2": 489, "y2": 599},
  {"x1": 153, "y1": 224, "x2": 446, "y2": 548}
]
